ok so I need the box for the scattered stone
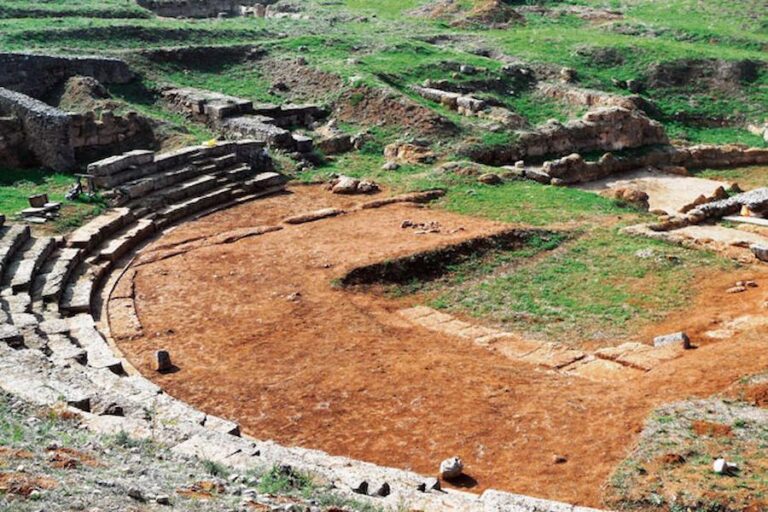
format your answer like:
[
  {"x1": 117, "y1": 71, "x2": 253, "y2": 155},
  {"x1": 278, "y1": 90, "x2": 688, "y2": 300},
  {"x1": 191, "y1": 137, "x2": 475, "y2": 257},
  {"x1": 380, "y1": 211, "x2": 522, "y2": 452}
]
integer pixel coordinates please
[
  {"x1": 477, "y1": 173, "x2": 502, "y2": 185},
  {"x1": 736, "y1": 280, "x2": 758, "y2": 288},
  {"x1": 552, "y1": 455, "x2": 568, "y2": 464},
  {"x1": 28, "y1": 193, "x2": 49, "y2": 208},
  {"x1": 156, "y1": 495, "x2": 171, "y2": 505},
  {"x1": 155, "y1": 350, "x2": 173, "y2": 373},
  {"x1": 127, "y1": 487, "x2": 145, "y2": 502},
  {"x1": 330, "y1": 175, "x2": 359, "y2": 194},
  {"x1": 328, "y1": 175, "x2": 380, "y2": 195},
  {"x1": 383, "y1": 141, "x2": 435, "y2": 164},
  {"x1": 357, "y1": 180, "x2": 379, "y2": 194},
  {"x1": 602, "y1": 187, "x2": 650, "y2": 210},
  {"x1": 373, "y1": 482, "x2": 391, "y2": 497},
  {"x1": 524, "y1": 167, "x2": 553, "y2": 184},
  {"x1": 726, "y1": 286, "x2": 747, "y2": 294},
  {"x1": 653, "y1": 332, "x2": 691, "y2": 349},
  {"x1": 713, "y1": 458, "x2": 739, "y2": 476},
  {"x1": 381, "y1": 161, "x2": 400, "y2": 171},
  {"x1": 439, "y1": 456, "x2": 464, "y2": 479},
  {"x1": 283, "y1": 208, "x2": 346, "y2": 225},
  {"x1": 560, "y1": 67, "x2": 577, "y2": 83},
  {"x1": 401, "y1": 220, "x2": 442, "y2": 234},
  {"x1": 751, "y1": 244, "x2": 768, "y2": 262}
]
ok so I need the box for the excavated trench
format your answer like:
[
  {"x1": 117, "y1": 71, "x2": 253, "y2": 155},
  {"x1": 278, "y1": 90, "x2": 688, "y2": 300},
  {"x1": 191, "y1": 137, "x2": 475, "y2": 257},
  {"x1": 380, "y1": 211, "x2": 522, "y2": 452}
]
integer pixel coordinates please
[{"x1": 108, "y1": 185, "x2": 768, "y2": 507}]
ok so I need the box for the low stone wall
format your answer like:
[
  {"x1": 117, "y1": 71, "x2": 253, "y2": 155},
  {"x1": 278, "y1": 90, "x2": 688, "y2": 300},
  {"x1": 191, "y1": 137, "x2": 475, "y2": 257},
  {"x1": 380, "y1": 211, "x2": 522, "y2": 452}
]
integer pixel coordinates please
[
  {"x1": 71, "y1": 110, "x2": 156, "y2": 163},
  {"x1": 0, "y1": 87, "x2": 155, "y2": 171},
  {"x1": 0, "y1": 52, "x2": 134, "y2": 99},
  {"x1": 137, "y1": 0, "x2": 278, "y2": 18},
  {"x1": 0, "y1": 87, "x2": 75, "y2": 171},
  {"x1": 536, "y1": 83, "x2": 656, "y2": 114},
  {"x1": 541, "y1": 144, "x2": 768, "y2": 185},
  {"x1": 411, "y1": 85, "x2": 527, "y2": 127},
  {"x1": 465, "y1": 107, "x2": 668, "y2": 165}
]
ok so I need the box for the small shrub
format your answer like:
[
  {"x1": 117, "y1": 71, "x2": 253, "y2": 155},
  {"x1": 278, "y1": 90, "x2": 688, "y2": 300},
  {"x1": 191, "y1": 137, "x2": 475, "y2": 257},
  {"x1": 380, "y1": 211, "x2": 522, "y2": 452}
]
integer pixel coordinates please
[
  {"x1": 257, "y1": 465, "x2": 314, "y2": 495},
  {"x1": 202, "y1": 459, "x2": 230, "y2": 478}
]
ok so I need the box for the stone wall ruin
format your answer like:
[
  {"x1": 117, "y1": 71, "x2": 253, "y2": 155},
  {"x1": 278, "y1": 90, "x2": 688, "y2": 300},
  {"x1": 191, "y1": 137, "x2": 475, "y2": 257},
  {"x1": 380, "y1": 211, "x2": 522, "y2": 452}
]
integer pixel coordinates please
[
  {"x1": 0, "y1": 53, "x2": 153, "y2": 171},
  {"x1": 465, "y1": 106, "x2": 669, "y2": 166},
  {"x1": 161, "y1": 86, "x2": 324, "y2": 153},
  {"x1": 0, "y1": 52, "x2": 134, "y2": 99},
  {"x1": 136, "y1": 0, "x2": 279, "y2": 18}
]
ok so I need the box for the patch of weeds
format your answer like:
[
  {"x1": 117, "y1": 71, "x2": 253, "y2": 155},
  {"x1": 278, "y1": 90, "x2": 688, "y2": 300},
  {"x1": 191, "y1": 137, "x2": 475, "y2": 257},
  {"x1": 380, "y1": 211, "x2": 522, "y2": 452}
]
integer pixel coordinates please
[
  {"x1": 257, "y1": 465, "x2": 314, "y2": 495},
  {"x1": 111, "y1": 430, "x2": 146, "y2": 450},
  {"x1": 202, "y1": 459, "x2": 230, "y2": 479}
]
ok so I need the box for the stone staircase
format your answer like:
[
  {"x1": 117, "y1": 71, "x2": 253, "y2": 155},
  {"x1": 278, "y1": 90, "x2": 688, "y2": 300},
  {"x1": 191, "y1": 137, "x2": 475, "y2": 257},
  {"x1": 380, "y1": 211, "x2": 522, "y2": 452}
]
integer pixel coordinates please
[
  {"x1": 0, "y1": 140, "x2": 286, "y2": 433},
  {"x1": 0, "y1": 142, "x2": 606, "y2": 511}
]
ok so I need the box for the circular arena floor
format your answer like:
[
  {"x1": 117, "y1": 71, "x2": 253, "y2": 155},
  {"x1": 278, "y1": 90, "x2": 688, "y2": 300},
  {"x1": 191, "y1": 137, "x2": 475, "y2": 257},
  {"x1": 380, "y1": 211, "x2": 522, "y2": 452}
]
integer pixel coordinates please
[{"x1": 110, "y1": 185, "x2": 768, "y2": 506}]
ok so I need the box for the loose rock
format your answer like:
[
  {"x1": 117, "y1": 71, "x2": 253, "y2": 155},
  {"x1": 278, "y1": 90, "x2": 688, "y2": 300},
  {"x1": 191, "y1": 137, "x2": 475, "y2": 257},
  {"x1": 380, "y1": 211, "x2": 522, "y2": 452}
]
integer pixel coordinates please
[
  {"x1": 713, "y1": 458, "x2": 738, "y2": 475},
  {"x1": 653, "y1": 332, "x2": 691, "y2": 350},
  {"x1": 478, "y1": 173, "x2": 502, "y2": 185},
  {"x1": 439, "y1": 456, "x2": 464, "y2": 479},
  {"x1": 155, "y1": 350, "x2": 173, "y2": 373}
]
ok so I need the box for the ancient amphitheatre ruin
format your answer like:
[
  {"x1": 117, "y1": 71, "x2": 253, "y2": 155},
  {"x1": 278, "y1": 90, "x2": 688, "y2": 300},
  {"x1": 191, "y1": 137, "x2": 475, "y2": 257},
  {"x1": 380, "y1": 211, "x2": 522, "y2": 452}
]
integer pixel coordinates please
[{"x1": 0, "y1": 0, "x2": 768, "y2": 510}]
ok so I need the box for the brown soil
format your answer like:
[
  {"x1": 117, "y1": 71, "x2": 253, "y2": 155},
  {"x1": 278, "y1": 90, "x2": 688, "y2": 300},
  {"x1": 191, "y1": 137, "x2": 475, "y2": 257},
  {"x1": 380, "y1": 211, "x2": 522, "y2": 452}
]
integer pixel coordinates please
[
  {"x1": 657, "y1": 453, "x2": 686, "y2": 465},
  {"x1": 335, "y1": 86, "x2": 458, "y2": 137},
  {"x1": 691, "y1": 420, "x2": 733, "y2": 438},
  {"x1": 114, "y1": 185, "x2": 768, "y2": 507},
  {"x1": 177, "y1": 480, "x2": 226, "y2": 500},
  {"x1": 47, "y1": 447, "x2": 99, "y2": 469},
  {"x1": 744, "y1": 383, "x2": 768, "y2": 407},
  {"x1": 0, "y1": 472, "x2": 56, "y2": 498}
]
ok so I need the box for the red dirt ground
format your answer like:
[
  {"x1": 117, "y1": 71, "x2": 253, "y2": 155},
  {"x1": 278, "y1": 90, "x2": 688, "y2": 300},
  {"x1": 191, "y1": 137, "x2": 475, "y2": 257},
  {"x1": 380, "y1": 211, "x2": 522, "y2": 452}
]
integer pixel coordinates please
[{"x1": 112, "y1": 185, "x2": 768, "y2": 507}]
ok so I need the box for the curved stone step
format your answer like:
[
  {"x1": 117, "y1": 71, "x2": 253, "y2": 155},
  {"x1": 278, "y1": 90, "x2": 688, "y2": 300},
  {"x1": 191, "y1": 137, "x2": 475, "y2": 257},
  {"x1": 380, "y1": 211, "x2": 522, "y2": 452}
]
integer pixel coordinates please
[
  {"x1": 68, "y1": 208, "x2": 134, "y2": 253},
  {"x1": 98, "y1": 219, "x2": 156, "y2": 264},
  {"x1": 157, "y1": 185, "x2": 235, "y2": 226},
  {"x1": 241, "y1": 171, "x2": 288, "y2": 194},
  {"x1": 60, "y1": 260, "x2": 111, "y2": 315},
  {"x1": 37, "y1": 248, "x2": 83, "y2": 303},
  {"x1": 0, "y1": 224, "x2": 31, "y2": 278},
  {"x1": 7, "y1": 236, "x2": 57, "y2": 292}
]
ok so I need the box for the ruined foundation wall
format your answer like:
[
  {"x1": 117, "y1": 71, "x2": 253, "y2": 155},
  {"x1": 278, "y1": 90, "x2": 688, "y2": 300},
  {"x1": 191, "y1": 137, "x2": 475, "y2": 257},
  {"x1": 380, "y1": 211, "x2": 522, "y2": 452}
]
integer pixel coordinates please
[
  {"x1": 0, "y1": 86, "x2": 155, "y2": 171},
  {"x1": 136, "y1": 0, "x2": 277, "y2": 18},
  {"x1": 465, "y1": 106, "x2": 669, "y2": 165},
  {"x1": 541, "y1": 144, "x2": 768, "y2": 185},
  {"x1": 70, "y1": 110, "x2": 156, "y2": 164},
  {"x1": 0, "y1": 52, "x2": 134, "y2": 99},
  {"x1": 0, "y1": 87, "x2": 75, "y2": 171}
]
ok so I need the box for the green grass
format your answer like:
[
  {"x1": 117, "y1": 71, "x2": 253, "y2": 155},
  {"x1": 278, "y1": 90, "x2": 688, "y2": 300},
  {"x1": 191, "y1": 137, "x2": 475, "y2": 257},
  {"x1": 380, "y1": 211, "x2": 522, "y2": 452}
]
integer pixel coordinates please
[
  {"x1": 0, "y1": 168, "x2": 104, "y2": 232},
  {"x1": 437, "y1": 180, "x2": 629, "y2": 226},
  {"x1": 692, "y1": 165, "x2": 768, "y2": 191},
  {"x1": 431, "y1": 228, "x2": 732, "y2": 342}
]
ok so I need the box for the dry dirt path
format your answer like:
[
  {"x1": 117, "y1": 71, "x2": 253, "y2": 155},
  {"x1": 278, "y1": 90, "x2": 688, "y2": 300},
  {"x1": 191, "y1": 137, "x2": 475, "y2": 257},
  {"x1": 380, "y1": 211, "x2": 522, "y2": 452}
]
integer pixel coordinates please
[{"x1": 112, "y1": 185, "x2": 768, "y2": 507}]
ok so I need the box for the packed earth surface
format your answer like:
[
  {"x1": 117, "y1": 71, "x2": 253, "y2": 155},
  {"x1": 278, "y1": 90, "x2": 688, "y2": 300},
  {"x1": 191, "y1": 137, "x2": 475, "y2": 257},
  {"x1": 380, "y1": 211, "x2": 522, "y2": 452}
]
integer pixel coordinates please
[{"x1": 0, "y1": 0, "x2": 767, "y2": 511}]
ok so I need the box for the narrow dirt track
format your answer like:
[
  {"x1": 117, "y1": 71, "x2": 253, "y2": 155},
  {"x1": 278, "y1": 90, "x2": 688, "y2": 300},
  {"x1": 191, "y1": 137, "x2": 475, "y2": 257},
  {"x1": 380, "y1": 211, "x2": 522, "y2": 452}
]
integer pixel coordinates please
[{"x1": 113, "y1": 185, "x2": 768, "y2": 507}]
